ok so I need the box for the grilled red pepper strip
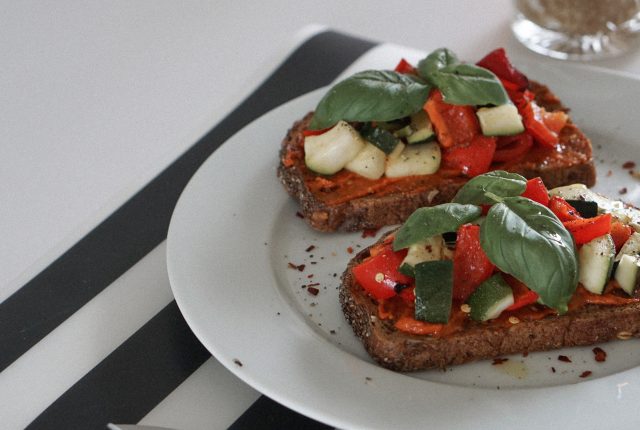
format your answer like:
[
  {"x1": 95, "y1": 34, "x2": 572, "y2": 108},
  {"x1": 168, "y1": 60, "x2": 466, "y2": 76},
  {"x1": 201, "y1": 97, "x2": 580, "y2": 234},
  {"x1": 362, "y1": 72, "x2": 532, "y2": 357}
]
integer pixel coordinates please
[
  {"x1": 610, "y1": 221, "x2": 634, "y2": 253},
  {"x1": 521, "y1": 100, "x2": 559, "y2": 148},
  {"x1": 302, "y1": 127, "x2": 330, "y2": 137},
  {"x1": 476, "y1": 48, "x2": 529, "y2": 90},
  {"x1": 493, "y1": 133, "x2": 533, "y2": 162},
  {"x1": 453, "y1": 224, "x2": 495, "y2": 301},
  {"x1": 563, "y1": 213, "x2": 612, "y2": 245},
  {"x1": 352, "y1": 244, "x2": 413, "y2": 301},
  {"x1": 507, "y1": 88, "x2": 560, "y2": 149},
  {"x1": 425, "y1": 90, "x2": 480, "y2": 149},
  {"x1": 394, "y1": 58, "x2": 417, "y2": 75},
  {"x1": 521, "y1": 177, "x2": 549, "y2": 206},
  {"x1": 442, "y1": 134, "x2": 496, "y2": 177},
  {"x1": 549, "y1": 196, "x2": 582, "y2": 222},
  {"x1": 504, "y1": 275, "x2": 539, "y2": 311}
]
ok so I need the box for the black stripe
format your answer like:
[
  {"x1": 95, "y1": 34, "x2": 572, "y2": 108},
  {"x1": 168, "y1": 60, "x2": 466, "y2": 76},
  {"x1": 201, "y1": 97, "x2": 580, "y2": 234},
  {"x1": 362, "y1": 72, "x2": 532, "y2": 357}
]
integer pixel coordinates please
[
  {"x1": 26, "y1": 302, "x2": 210, "y2": 429},
  {"x1": 228, "y1": 396, "x2": 332, "y2": 430},
  {"x1": 0, "y1": 30, "x2": 376, "y2": 372},
  {"x1": 22, "y1": 31, "x2": 375, "y2": 427}
]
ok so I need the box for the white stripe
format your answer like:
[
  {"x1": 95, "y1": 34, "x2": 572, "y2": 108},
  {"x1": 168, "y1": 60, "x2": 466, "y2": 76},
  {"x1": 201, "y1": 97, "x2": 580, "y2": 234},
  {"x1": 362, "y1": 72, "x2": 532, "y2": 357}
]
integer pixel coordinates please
[
  {"x1": 0, "y1": 243, "x2": 173, "y2": 429},
  {"x1": 138, "y1": 357, "x2": 261, "y2": 430}
]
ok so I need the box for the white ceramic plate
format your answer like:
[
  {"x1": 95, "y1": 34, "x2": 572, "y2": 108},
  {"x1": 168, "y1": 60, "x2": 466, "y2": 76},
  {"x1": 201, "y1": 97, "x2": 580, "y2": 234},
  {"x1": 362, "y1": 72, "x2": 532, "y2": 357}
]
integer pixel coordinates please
[{"x1": 167, "y1": 61, "x2": 640, "y2": 430}]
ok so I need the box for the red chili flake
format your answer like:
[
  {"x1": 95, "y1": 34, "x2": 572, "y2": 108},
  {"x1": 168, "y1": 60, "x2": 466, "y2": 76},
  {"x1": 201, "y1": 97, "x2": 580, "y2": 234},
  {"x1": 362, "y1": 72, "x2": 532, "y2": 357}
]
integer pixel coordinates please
[
  {"x1": 593, "y1": 347, "x2": 607, "y2": 362},
  {"x1": 288, "y1": 262, "x2": 305, "y2": 271},
  {"x1": 362, "y1": 228, "x2": 380, "y2": 238},
  {"x1": 492, "y1": 358, "x2": 509, "y2": 365},
  {"x1": 305, "y1": 245, "x2": 316, "y2": 252},
  {"x1": 307, "y1": 274, "x2": 314, "y2": 279},
  {"x1": 619, "y1": 187, "x2": 628, "y2": 194},
  {"x1": 558, "y1": 355, "x2": 572, "y2": 363},
  {"x1": 522, "y1": 351, "x2": 529, "y2": 357},
  {"x1": 606, "y1": 170, "x2": 613, "y2": 177},
  {"x1": 295, "y1": 211, "x2": 304, "y2": 218},
  {"x1": 307, "y1": 282, "x2": 320, "y2": 287},
  {"x1": 579, "y1": 370, "x2": 592, "y2": 378},
  {"x1": 347, "y1": 246, "x2": 354, "y2": 254},
  {"x1": 551, "y1": 367, "x2": 556, "y2": 373},
  {"x1": 307, "y1": 286, "x2": 320, "y2": 296},
  {"x1": 622, "y1": 161, "x2": 636, "y2": 169}
]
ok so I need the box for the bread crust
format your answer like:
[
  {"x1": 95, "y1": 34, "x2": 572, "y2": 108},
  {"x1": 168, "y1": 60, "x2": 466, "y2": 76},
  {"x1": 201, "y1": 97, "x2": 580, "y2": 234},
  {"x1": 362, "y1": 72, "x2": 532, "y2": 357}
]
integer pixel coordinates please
[
  {"x1": 278, "y1": 81, "x2": 596, "y2": 232},
  {"x1": 339, "y1": 233, "x2": 640, "y2": 371}
]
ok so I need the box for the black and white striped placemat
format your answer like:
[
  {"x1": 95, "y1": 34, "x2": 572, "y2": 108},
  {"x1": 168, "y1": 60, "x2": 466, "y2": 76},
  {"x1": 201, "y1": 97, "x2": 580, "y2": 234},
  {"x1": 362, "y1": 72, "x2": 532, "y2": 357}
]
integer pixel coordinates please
[{"x1": 0, "y1": 30, "x2": 376, "y2": 429}]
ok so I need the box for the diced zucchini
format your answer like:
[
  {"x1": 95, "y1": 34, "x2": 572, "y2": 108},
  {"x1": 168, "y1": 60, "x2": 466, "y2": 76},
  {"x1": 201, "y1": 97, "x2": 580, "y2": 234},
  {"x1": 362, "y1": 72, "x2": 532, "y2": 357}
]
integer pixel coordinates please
[
  {"x1": 476, "y1": 104, "x2": 524, "y2": 136},
  {"x1": 304, "y1": 120, "x2": 365, "y2": 175},
  {"x1": 406, "y1": 110, "x2": 435, "y2": 144},
  {"x1": 399, "y1": 236, "x2": 445, "y2": 277},
  {"x1": 414, "y1": 260, "x2": 453, "y2": 323},
  {"x1": 579, "y1": 234, "x2": 615, "y2": 294},
  {"x1": 467, "y1": 274, "x2": 514, "y2": 322},
  {"x1": 385, "y1": 142, "x2": 441, "y2": 178},
  {"x1": 394, "y1": 125, "x2": 413, "y2": 138},
  {"x1": 359, "y1": 123, "x2": 399, "y2": 154},
  {"x1": 614, "y1": 254, "x2": 640, "y2": 295},
  {"x1": 565, "y1": 200, "x2": 598, "y2": 218},
  {"x1": 549, "y1": 184, "x2": 590, "y2": 200},
  {"x1": 345, "y1": 142, "x2": 386, "y2": 180},
  {"x1": 550, "y1": 184, "x2": 640, "y2": 225},
  {"x1": 616, "y1": 232, "x2": 640, "y2": 262}
]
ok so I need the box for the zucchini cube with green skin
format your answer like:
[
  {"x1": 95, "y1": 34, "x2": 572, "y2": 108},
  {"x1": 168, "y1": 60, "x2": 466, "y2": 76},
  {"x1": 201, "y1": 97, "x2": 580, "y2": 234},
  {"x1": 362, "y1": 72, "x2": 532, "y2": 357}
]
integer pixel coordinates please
[
  {"x1": 467, "y1": 274, "x2": 514, "y2": 322},
  {"x1": 345, "y1": 142, "x2": 386, "y2": 180},
  {"x1": 385, "y1": 142, "x2": 441, "y2": 178},
  {"x1": 579, "y1": 234, "x2": 615, "y2": 294},
  {"x1": 476, "y1": 103, "x2": 524, "y2": 136},
  {"x1": 615, "y1": 232, "x2": 640, "y2": 262},
  {"x1": 399, "y1": 235, "x2": 446, "y2": 277},
  {"x1": 414, "y1": 260, "x2": 453, "y2": 323},
  {"x1": 304, "y1": 120, "x2": 365, "y2": 175},
  {"x1": 614, "y1": 254, "x2": 640, "y2": 295},
  {"x1": 406, "y1": 110, "x2": 435, "y2": 144}
]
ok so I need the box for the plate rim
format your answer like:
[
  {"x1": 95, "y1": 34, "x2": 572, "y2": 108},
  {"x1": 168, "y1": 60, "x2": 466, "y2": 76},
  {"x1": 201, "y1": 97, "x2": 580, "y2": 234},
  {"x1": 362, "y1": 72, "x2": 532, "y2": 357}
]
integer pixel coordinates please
[{"x1": 167, "y1": 64, "x2": 640, "y2": 429}]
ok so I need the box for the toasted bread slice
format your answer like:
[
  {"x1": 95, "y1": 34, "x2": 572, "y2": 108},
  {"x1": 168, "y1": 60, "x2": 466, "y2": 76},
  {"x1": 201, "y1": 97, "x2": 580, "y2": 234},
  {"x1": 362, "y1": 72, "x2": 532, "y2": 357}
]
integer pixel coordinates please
[
  {"x1": 278, "y1": 81, "x2": 596, "y2": 232},
  {"x1": 339, "y1": 232, "x2": 640, "y2": 371}
]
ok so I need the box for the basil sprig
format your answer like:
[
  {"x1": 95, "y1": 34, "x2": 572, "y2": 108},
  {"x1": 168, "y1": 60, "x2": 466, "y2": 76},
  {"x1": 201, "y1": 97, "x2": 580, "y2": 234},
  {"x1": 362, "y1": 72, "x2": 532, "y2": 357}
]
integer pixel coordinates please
[
  {"x1": 418, "y1": 48, "x2": 509, "y2": 106},
  {"x1": 453, "y1": 171, "x2": 527, "y2": 205},
  {"x1": 309, "y1": 47, "x2": 512, "y2": 129},
  {"x1": 393, "y1": 203, "x2": 482, "y2": 250},
  {"x1": 480, "y1": 197, "x2": 579, "y2": 314},
  {"x1": 309, "y1": 70, "x2": 431, "y2": 130}
]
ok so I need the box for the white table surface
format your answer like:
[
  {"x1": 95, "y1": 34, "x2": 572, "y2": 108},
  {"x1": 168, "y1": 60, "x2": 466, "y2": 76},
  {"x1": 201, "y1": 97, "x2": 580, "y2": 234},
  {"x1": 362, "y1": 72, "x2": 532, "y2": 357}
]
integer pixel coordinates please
[{"x1": 3, "y1": 1, "x2": 640, "y2": 429}]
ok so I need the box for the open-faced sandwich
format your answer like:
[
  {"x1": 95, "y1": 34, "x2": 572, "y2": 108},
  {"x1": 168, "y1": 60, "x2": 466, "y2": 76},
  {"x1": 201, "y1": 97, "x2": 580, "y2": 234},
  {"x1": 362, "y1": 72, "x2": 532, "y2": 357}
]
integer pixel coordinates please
[
  {"x1": 278, "y1": 48, "x2": 596, "y2": 231},
  {"x1": 340, "y1": 172, "x2": 640, "y2": 371}
]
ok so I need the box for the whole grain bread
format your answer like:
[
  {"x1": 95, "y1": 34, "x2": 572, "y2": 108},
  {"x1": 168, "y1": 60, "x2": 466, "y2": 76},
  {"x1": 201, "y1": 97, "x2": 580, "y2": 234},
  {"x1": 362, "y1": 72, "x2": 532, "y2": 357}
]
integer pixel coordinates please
[
  {"x1": 339, "y1": 233, "x2": 640, "y2": 371},
  {"x1": 278, "y1": 81, "x2": 596, "y2": 232}
]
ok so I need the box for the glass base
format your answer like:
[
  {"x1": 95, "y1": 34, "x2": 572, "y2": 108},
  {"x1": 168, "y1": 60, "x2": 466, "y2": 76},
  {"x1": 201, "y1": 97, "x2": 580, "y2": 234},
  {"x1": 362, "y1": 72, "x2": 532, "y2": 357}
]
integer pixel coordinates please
[{"x1": 512, "y1": 14, "x2": 640, "y2": 60}]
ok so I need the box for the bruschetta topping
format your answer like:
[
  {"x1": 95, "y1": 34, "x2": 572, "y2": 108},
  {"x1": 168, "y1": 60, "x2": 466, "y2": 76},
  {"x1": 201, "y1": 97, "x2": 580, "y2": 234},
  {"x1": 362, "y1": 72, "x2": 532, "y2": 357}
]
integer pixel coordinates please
[{"x1": 351, "y1": 171, "x2": 640, "y2": 335}]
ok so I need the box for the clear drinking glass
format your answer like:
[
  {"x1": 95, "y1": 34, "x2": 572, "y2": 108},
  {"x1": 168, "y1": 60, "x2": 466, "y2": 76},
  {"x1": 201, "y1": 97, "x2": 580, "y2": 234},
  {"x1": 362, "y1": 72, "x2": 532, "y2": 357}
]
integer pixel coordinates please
[{"x1": 512, "y1": 0, "x2": 640, "y2": 60}]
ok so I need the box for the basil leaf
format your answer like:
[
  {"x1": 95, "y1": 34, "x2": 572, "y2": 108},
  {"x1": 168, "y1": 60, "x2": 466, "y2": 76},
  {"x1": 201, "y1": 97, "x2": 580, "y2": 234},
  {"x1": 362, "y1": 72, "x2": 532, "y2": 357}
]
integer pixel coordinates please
[
  {"x1": 453, "y1": 171, "x2": 527, "y2": 205},
  {"x1": 359, "y1": 123, "x2": 399, "y2": 154},
  {"x1": 417, "y1": 48, "x2": 459, "y2": 78},
  {"x1": 431, "y1": 63, "x2": 509, "y2": 106},
  {"x1": 309, "y1": 70, "x2": 431, "y2": 130},
  {"x1": 393, "y1": 203, "x2": 482, "y2": 250},
  {"x1": 480, "y1": 197, "x2": 579, "y2": 314}
]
